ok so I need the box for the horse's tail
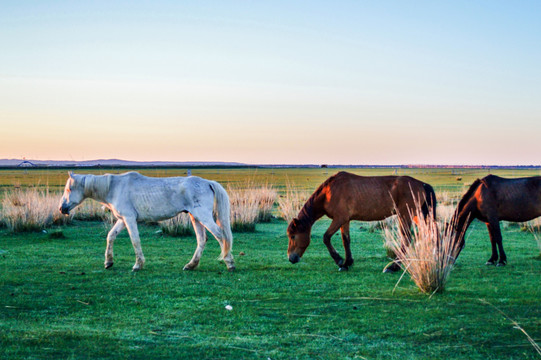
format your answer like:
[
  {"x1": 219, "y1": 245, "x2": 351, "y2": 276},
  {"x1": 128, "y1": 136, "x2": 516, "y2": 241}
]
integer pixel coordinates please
[
  {"x1": 209, "y1": 181, "x2": 233, "y2": 260},
  {"x1": 421, "y1": 183, "x2": 437, "y2": 220}
]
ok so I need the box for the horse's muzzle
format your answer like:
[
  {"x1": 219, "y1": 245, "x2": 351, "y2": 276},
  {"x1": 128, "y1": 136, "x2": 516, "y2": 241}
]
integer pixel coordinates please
[
  {"x1": 289, "y1": 253, "x2": 300, "y2": 264},
  {"x1": 60, "y1": 204, "x2": 70, "y2": 215}
]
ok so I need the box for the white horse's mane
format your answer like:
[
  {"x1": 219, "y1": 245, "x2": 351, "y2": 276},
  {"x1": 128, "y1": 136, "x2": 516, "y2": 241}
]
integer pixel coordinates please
[{"x1": 81, "y1": 174, "x2": 111, "y2": 201}]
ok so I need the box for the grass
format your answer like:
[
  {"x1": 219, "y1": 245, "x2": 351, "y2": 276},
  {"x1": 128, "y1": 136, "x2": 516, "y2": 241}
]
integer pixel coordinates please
[
  {"x1": 383, "y1": 204, "x2": 462, "y2": 294},
  {"x1": 1, "y1": 218, "x2": 540, "y2": 359}
]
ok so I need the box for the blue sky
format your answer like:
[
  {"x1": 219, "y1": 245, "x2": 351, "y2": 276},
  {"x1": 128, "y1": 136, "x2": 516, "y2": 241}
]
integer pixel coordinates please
[{"x1": 1, "y1": 1, "x2": 540, "y2": 164}]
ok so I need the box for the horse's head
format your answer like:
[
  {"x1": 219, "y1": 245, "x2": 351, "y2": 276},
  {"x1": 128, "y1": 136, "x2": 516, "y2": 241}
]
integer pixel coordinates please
[
  {"x1": 59, "y1": 172, "x2": 85, "y2": 215},
  {"x1": 287, "y1": 218, "x2": 311, "y2": 264}
]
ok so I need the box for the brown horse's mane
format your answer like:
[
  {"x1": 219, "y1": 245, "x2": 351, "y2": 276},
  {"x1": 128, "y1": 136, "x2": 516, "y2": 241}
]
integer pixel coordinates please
[
  {"x1": 295, "y1": 172, "x2": 342, "y2": 231},
  {"x1": 456, "y1": 178, "x2": 483, "y2": 215}
]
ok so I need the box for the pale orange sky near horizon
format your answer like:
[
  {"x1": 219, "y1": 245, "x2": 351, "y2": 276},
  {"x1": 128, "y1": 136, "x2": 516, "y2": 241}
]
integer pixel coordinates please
[{"x1": 2, "y1": 2, "x2": 540, "y2": 165}]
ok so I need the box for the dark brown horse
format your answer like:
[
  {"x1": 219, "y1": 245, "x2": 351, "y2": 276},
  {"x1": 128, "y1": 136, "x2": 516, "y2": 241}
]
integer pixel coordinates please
[
  {"x1": 451, "y1": 175, "x2": 541, "y2": 266},
  {"x1": 287, "y1": 171, "x2": 437, "y2": 272}
]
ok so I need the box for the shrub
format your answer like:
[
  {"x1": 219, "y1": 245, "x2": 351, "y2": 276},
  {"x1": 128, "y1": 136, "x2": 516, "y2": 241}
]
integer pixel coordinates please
[{"x1": 382, "y1": 200, "x2": 464, "y2": 294}]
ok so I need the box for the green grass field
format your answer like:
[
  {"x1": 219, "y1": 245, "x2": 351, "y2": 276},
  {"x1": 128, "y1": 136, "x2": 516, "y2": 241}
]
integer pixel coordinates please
[{"x1": 1, "y1": 167, "x2": 540, "y2": 359}]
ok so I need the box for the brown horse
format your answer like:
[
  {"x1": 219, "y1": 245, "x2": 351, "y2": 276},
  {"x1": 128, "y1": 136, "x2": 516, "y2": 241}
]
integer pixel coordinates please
[
  {"x1": 451, "y1": 175, "x2": 541, "y2": 266},
  {"x1": 287, "y1": 171, "x2": 437, "y2": 272}
]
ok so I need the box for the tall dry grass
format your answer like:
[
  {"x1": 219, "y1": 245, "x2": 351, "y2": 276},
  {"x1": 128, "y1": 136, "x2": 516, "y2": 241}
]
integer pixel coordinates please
[
  {"x1": 277, "y1": 181, "x2": 310, "y2": 224},
  {"x1": 0, "y1": 187, "x2": 116, "y2": 232},
  {"x1": 227, "y1": 183, "x2": 277, "y2": 232},
  {"x1": 1, "y1": 187, "x2": 68, "y2": 232},
  {"x1": 253, "y1": 183, "x2": 277, "y2": 222},
  {"x1": 382, "y1": 201, "x2": 465, "y2": 294},
  {"x1": 525, "y1": 218, "x2": 541, "y2": 255},
  {"x1": 228, "y1": 185, "x2": 260, "y2": 232}
]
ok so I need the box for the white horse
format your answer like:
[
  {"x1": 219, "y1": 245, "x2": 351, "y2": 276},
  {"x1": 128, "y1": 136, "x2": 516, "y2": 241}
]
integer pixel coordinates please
[{"x1": 59, "y1": 171, "x2": 235, "y2": 272}]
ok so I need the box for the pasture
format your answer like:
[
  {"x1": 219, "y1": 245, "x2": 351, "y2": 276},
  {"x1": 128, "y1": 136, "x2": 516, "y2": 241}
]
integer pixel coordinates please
[{"x1": 1, "y1": 167, "x2": 540, "y2": 359}]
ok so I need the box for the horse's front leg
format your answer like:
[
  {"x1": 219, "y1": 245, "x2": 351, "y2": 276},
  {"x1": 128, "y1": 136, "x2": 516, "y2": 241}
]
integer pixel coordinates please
[
  {"x1": 104, "y1": 219, "x2": 125, "y2": 269},
  {"x1": 486, "y1": 220, "x2": 505, "y2": 266},
  {"x1": 339, "y1": 222, "x2": 354, "y2": 271},
  {"x1": 323, "y1": 219, "x2": 345, "y2": 269},
  {"x1": 123, "y1": 217, "x2": 145, "y2": 271}
]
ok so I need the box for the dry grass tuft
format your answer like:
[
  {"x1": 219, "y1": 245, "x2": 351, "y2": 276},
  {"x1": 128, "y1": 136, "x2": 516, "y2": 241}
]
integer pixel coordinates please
[
  {"x1": 525, "y1": 218, "x2": 541, "y2": 255},
  {"x1": 383, "y1": 200, "x2": 464, "y2": 294},
  {"x1": 277, "y1": 181, "x2": 310, "y2": 224},
  {"x1": 1, "y1": 187, "x2": 68, "y2": 232},
  {"x1": 253, "y1": 184, "x2": 277, "y2": 223},
  {"x1": 228, "y1": 185, "x2": 259, "y2": 232}
]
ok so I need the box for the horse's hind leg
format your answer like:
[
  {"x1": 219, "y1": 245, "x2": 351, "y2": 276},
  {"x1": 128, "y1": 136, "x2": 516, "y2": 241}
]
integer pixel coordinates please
[
  {"x1": 485, "y1": 220, "x2": 506, "y2": 266},
  {"x1": 193, "y1": 210, "x2": 235, "y2": 271},
  {"x1": 339, "y1": 222, "x2": 354, "y2": 271},
  {"x1": 183, "y1": 215, "x2": 207, "y2": 271},
  {"x1": 104, "y1": 219, "x2": 125, "y2": 269},
  {"x1": 123, "y1": 217, "x2": 145, "y2": 271}
]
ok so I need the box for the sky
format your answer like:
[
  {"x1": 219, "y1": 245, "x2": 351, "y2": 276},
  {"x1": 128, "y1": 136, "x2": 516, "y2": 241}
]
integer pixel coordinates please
[{"x1": 1, "y1": 1, "x2": 540, "y2": 165}]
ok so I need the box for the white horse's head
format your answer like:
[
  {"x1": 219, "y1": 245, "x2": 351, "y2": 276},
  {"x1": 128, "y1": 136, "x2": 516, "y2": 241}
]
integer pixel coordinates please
[{"x1": 59, "y1": 172, "x2": 85, "y2": 215}]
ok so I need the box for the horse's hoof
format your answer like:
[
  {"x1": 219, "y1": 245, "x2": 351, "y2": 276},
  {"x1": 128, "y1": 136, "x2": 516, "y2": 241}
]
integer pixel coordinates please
[
  {"x1": 104, "y1": 262, "x2": 114, "y2": 269},
  {"x1": 383, "y1": 263, "x2": 399, "y2": 273},
  {"x1": 485, "y1": 261, "x2": 496, "y2": 266},
  {"x1": 496, "y1": 262, "x2": 506, "y2": 267},
  {"x1": 338, "y1": 266, "x2": 349, "y2": 272},
  {"x1": 227, "y1": 267, "x2": 236, "y2": 272},
  {"x1": 183, "y1": 266, "x2": 194, "y2": 271},
  {"x1": 337, "y1": 258, "x2": 345, "y2": 267}
]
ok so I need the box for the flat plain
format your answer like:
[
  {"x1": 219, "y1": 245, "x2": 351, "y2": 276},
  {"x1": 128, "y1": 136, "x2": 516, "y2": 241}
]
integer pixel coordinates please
[{"x1": 1, "y1": 167, "x2": 540, "y2": 359}]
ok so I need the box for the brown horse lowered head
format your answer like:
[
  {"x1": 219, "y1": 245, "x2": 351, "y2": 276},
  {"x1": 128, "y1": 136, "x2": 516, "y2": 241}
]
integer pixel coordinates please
[
  {"x1": 451, "y1": 175, "x2": 541, "y2": 266},
  {"x1": 287, "y1": 171, "x2": 437, "y2": 272}
]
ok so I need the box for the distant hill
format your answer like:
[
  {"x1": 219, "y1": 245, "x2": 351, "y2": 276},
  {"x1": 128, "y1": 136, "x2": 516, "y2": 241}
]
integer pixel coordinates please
[
  {"x1": 1, "y1": 159, "x2": 540, "y2": 169},
  {"x1": 0, "y1": 159, "x2": 247, "y2": 167}
]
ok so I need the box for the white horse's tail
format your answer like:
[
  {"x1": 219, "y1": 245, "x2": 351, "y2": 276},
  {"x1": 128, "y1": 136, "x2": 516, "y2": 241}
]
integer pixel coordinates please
[{"x1": 209, "y1": 181, "x2": 233, "y2": 260}]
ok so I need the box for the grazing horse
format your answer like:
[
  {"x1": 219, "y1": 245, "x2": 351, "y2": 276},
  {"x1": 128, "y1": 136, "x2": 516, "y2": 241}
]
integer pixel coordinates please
[
  {"x1": 451, "y1": 175, "x2": 541, "y2": 266},
  {"x1": 287, "y1": 171, "x2": 436, "y2": 272},
  {"x1": 59, "y1": 171, "x2": 235, "y2": 271}
]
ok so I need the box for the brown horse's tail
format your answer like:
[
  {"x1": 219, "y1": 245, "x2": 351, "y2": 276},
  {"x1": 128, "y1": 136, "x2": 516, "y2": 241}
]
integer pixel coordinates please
[{"x1": 421, "y1": 183, "x2": 437, "y2": 220}]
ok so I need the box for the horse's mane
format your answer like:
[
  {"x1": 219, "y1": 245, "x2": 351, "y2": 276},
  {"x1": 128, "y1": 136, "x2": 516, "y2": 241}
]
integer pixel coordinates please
[
  {"x1": 83, "y1": 174, "x2": 111, "y2": 201},
  {"x1": 296, "y1": 172, "x2": 342, "y2": 230},
  {"x1": 456, "y1": 178, "x2": 483, "y2": 215}
]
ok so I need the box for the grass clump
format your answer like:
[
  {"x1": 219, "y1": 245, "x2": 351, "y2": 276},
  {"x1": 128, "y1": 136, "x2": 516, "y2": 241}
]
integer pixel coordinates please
[
  {"x1": 383, "y1": 202, "x2": 464, "y2": 294},
  {"x1": 228, "y1": 185, "x2": 259, "y2": 232},
  {"x1": 525, "y1": 218, "x2": 541, "y2": 256},
  {"x1": 1, "y1": 187, "x2": 68, "y2": 232}
]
